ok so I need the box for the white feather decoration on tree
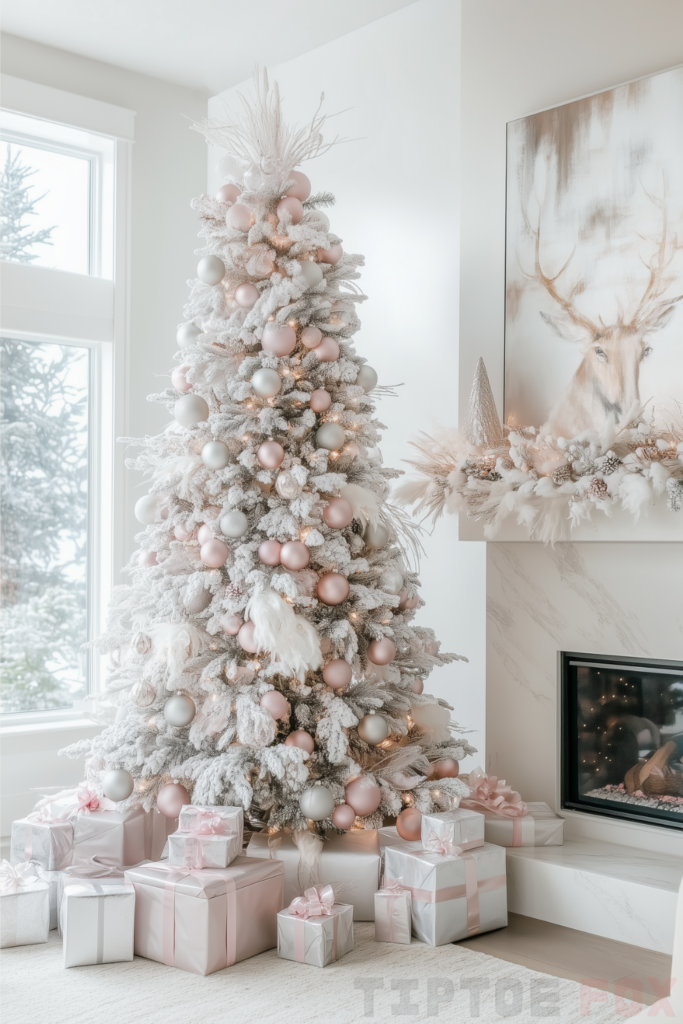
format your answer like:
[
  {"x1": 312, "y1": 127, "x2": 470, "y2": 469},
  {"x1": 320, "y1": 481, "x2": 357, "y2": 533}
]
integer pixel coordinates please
[
  {"x1": 148, "y1": 622, "x2": 208, "y2": 686},
  {"x1": 245, "y1": 588, "x2": 322, "y2": 681},
  {"x1": 340, "y1": 483, "x2": 382, "y2": 528}
]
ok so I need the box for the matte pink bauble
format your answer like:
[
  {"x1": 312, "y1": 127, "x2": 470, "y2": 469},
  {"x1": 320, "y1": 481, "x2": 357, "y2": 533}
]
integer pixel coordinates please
[
  {"x1": 226, "y1": 203, "x2": 254, "y2": 232},
  {"x1": 398, "y1": 591, "x2": 418, "y2": 611},
  {"x1": 262, "y1": 322, "x2": 296, "y2": 356},
  {"x1": 200, "y1": 538, "x2": 229, "y2": 568},
  {"x1": 257, "y1": 441, "x2": 285, "y2": 469},
  {"x1": 157, "y1": 783, "x2": 190, "y2": 818},
  {"x1": 309, "y1": 389, "x2": 332, "y2": 413},
  {"x1": 260, "y1": 690, "x2": 290, "y2": 720},
  {"x1": 314, "y1": 337, "x2": 340, "y2": 362},
  {"x1": 412, "y1": 677, "x2": 424, "y2": 695},
  {"x1": 300, "y1": 326, "x2": 322, "y2": 349},
  {"x1": 221, "y1": 613, "x2": 243, "y2": 636},
  {"x1": 367, "y1": 637, "x2": 396, "y2": 665},
  {"x1": 323, "y1": 497, "x2": 354, "y2": 529},
  {"x1": 317, "y1": 244, "x2": 343, "y2": 265},
  {"x1": 217, "y1": 183, "x2": 241, "y2": 204},
  {"x1": 258, "y1": 539, "x2": 282, "y2": 565},
  {"x1": 138, "y1": 550, "x2": 157, "y2": 567},
  {"x1": 174, "y1": 524, "x2": 192, "y2": 542},
  {"x1": 344, "y1": 776, "x2": 382, "y2": 817},
  {"x1": 285, "y1": 171, "x2": 311, "y2": 202},
  {"x1": 171, "y1": 365, "x2": 192, "y2": 393},
  {"x1": 280, "y1": 540, "x2": 310, "y2": 570},
  {"x1": 235, "y1": 282, "x2": 259, "y2": 309},
  {"x1": 396, "y1": 807, "x2": 422, "y2": 841},
  {"x1": 331, "y1": 803, "x2": 356, "y2": 829},
  {"x1": 197, "y1": 524, "x2": 214, "y2": 545},
  {"x1": 285, "y1": 730, "x2": 315, "y2": 753},
  {"x1": 276, "y1": 196, "x2": 303, "y2": 224},
  {"x1": 238, "y1": 621, "x2": 258, "y2": 653},
  {"x1": 322, "y1": 659, "x2": 352, "y2": 689},
  {"x1": 317, "y1": 572, "x2": 349, "y2": 606},
  {"x1": 429, "y1": 758, "x2": 460, "y2": 780}
]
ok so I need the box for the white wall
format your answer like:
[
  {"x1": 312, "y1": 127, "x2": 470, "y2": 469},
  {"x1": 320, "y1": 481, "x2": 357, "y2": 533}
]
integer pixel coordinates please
[{"x1": 208, "y1": 0, "x2": 487, "y2": 769}]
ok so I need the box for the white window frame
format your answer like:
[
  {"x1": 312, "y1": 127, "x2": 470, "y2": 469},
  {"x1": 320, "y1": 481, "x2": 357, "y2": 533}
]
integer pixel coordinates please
[{"x1": 1, "y1": 76, "x2": 135, "y2": 732}]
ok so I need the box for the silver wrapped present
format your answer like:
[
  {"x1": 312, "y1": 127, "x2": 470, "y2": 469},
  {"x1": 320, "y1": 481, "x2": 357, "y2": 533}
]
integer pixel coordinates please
[
  {"x1": 169, "y1": 806, "x2": 244, "y2": 868},
  {"x1": 483, "y1": 802, "x2": 564, "y2": 847},
  {"x1": 178, "y1": 805, "x2": 243, "y2": 839},
  {"x1": 10, "y1": 817, "x2": 73, "y2": 871},
  {"x1": 57, "y1": 867, "x2": 126, "y2": 937},
  {"x1": 0, "y1": 862, "x2": 50, "y2": 948},
  {"x1": 377, "y1": 826, "x2": 407, "y2": 872},
  {"x1": 72, "y1": 806, "x2": 150, "y2": 869},
  {"x1": 384, "y1": 841, "x2": 507, "y2": 946},
  {"x1": 374, "y1": 881, "x2": 412, "y2": 944},
  {"x1": 420, "y1": 808, "x2": 485, "y2": 854},
  {"x1": 61, "y1": 881, "x2": 135, "y2": 967},
  {"x1": 277, "y1": 888, "x2": 354, "y2": 967},
  {"x1": 247, "y1": 829, "x2": 380, "y2": 921}
]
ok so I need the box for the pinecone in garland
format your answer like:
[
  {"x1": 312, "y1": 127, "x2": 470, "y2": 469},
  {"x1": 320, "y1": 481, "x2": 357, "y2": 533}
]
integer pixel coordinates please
[
  {"x1": 596, "y1": 453, "x2": 621, "y2": 476},
  {"x1": 587, "y1": 477, "x2": 609, "y2": 501},
  {"x1": 551, "y1": 464, "x2": 572, "y2": 485}
]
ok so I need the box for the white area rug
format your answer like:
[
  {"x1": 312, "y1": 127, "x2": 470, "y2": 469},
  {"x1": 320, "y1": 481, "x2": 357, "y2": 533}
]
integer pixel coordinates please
[{"x1": 2, "y1": 925, "x2": 639, "y2": 1024}]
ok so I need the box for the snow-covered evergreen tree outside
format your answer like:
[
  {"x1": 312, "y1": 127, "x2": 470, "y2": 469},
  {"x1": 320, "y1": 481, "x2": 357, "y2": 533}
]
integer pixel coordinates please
[
  {"x1": 1, "y1": 145, "x2": 55, "y2": 263},
  {"x1": 68, "y1": 75, "x2": 473, "y2": 832}
]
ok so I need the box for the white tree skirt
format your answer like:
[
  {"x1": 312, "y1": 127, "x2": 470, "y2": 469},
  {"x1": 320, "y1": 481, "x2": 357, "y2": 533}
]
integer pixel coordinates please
[{"x1": 3, "y1": 924, "x2": 636, "y2": 1023}]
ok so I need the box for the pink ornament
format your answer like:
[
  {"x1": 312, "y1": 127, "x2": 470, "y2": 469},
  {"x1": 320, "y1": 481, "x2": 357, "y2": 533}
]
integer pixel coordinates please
[
  {"x1": 171, "y1": 365, "x2": 192, "y2": 393},
  {"x1": 317, "y1": 572, "x2": 349, "y2": 606},
  {"x1": 197, "y1": 524, "x2": 214, "y2": 545},
  {"x1": 323, "y1": 497, "x2": 354, "y2": 529},
  {"x1": 262, "y1": 322, "x2": 296, "y2": 357},
  {"x1": 309, "y1": 389, "x2": 332, "y2": 413},
  {"x1": 226, "y1": 203, "x2": 254, "y2": 232},
  {"x1": 411, "y1": 677, "x2": 424, "y2": 695},
  {"x1": 398, "y1": 590, "x2": 418, "y2": 611},
  {"x1": 285, "y1": 171, "x2": 311, "y2": 202},
  {"x1": 344, "y1": 776, "x2": 382, "y2": 817},
  {"x1": 174, "y1": 524, "x2": 192, "y2": 542},
  {"x1": 322, "y1": 659, "x2": 352, "y2": 689},
  {"x1": 317, "y1": 244, "x2": 343, "y2": 265},
  {"x1": 200, "y1": 538, "x2": 229, "y2": 568},
  {"x1": 429, "y1": 759, "x2": 460, "y2": 780},
  {"x1": 257, "y1": 441, "x2": 285, "y2": 469},
  {"x1": 221, "y1": 613, "x2": 243, "y2": 636},
  {"x1": 216, "y1": 183, "x2": 241, "y2": 204},
  {"x1": 238, "y1": 621, "x2": 258, "y2": 653},
  {"x1": 157, "y1": 782, "x2": 190, "y2": 819},
  {"x1": 276, "y1": 196, "x2": 303, "y2": 224},
  {"x1": 331, "y1": 803, "x2": 356, "y2": 829},
  {"x1": 260, "y1": 690, "x2": 290, "y2": 720},
  {"x1": 235, "y1": 282, "x2": 259, "y2": 309},
  {"x1": 367, "y1": 637, "x2": 396, "y2": 665},
  {"x1": 258, "y1": 539, "x2": 282, "y2": 566},
  {"x1": 138, "y1": 550, "x2": 157, "y2": 567},
  {"x1": 396, "y1": 807, "x2": 422, "y2": 841},
  {"x1": 300, "y1": 326, "x2": 322, "y2": 349},
  {"x1": 314, "y1": 337, "x2": 340, "y2": 362},
  {"x1": 285, "y1": 730, "x2": 315, "y2": 754},
  {"x1": 280, "y1": 540, "x2": 310, "y2": 570}
]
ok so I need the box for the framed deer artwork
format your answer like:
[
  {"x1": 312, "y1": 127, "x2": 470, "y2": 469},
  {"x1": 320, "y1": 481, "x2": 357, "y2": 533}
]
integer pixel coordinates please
[{"x1": 504, "y1": 66, "x2": 683, "y2": 440}]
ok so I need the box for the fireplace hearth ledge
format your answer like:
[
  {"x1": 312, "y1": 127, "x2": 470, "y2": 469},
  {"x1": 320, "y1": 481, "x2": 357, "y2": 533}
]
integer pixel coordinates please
[{"x1": 506, "y1": 839, "x2": 683, "y2": 954}]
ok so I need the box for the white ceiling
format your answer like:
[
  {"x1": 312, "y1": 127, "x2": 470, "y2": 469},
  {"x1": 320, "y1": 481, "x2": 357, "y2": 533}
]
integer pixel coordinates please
[{"x1": 2, "y1": 0, "x2": 416, "y2": 95}]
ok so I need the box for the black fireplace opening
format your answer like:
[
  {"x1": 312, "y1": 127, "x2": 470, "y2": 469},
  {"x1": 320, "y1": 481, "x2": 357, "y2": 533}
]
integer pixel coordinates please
[{"x1": 562, "y1": 651, "x2": 683, "y2": 831}]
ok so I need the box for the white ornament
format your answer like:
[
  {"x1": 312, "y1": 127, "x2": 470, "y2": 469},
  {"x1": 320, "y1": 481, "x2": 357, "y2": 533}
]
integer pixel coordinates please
[
  {"x1": 175, "y1": 393, "x2": 209, "y2": 427},
  {"x1": 251, "y1": 368, "x2": 282, "y2": 398},
  {"x1": 356, "y1": 365, "x2": 378, "y2": 392},
  {"x1": 177, "y1": 323, "x2": 202, "y2": 348},
  {"x1": 184, "y1": 589, "x2": 212, "y2": 614},
  {"x1": 102, "y1": 768, "x2": 134, "y2": 802},
  {"x1": 315, "y1": 423, "x2": 345, "y2": 451},
  {"x1": 163, "y1": 693, "x2": 196, "y2": 727},
  {"x1": 275, "y1": 470, "x2": 302, "y2": 500},
  {"x1": 201, "y1": 440, "x2": 230, "y2": 469},
  {"x1": 364, "y1": 521, "x2": 390, "y2": 550},
  {"x1": 131, "y1": 680, "x2": 156, "y2": 707},
  {"x1": 299, "y1": 786, "x2": 335, "y2": 821},
  {"x1": 134, "y1": 493, "x2": 161, "y2": 525},
  {"x1": 357, "y1": 713, "x2": 389, "y2": 745},
  {"x1": 297, "y1": 261, "x2": 324, "y2": 290},
  {"x1": 380, "y1": 567, "x2": 403, "y2": 595},
  {"x1": 307, "y1": 209, "x2": 330, "y2": 229},
  {"x1": 220, "y1": 510, "x2": 249, "y2": 538},
  {"x1": 197, "y1": 255, "x2": 225, "y2": 285}
]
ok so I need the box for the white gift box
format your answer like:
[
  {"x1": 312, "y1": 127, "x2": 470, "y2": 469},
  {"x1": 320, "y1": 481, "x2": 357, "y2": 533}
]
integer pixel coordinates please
[
  {"x1": 374, "y1": 886, "x2": 412, "y2": 944},
  {"x1": 169, "y1": 805, "x2": 244, "y2": 869},
  {"x1": 247, "y1": 829, "x2": 381, "y2": 921},
  {"x1": 45, "y1": 870, "x2": 60, "y2": 930},
  {"x1": 10, "y1": 818, "x2": 73, "y2": 871},
  {"x1": 178, "y1": 805, "x2": 243, "y2": 839},
  {"x1": 420, "y1": 808, "x2": 485, "y2": 853},
  {"x1": 277, "y1": 902, "x2": 354, "y2": 967},
  {"x1": 72, "y1": 806, "x2": 160, "y2": 870},
  {"x1": 61, "y1": 881, "x2": 135, "y2": 968},
  {"x1": 57, "y1": 869, "x2": 126, "y2": 937},
  {"x1": 384, "y1": 841, "x2": 507, "y2": 946},
  {"x1": 0, "y1": 873, "x2": 50, "y2": 948},
  {"x1": 483, "y1": 802, "x2": 564, "y2": 847}
]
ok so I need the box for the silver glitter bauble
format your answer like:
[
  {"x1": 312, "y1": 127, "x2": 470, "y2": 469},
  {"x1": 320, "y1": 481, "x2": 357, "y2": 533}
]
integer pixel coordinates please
[
  {"x1": 131, "y1": 680, "x2": 156, "y2": 707},
  {"x1": 275, "y1": 470, "x2": 302, "y2": 500}
]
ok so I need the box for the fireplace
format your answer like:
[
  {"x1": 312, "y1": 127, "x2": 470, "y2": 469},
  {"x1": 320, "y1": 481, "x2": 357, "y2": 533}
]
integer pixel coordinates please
[{"x1": 561, "y1": 651, "x2": 683, "y2": 832}]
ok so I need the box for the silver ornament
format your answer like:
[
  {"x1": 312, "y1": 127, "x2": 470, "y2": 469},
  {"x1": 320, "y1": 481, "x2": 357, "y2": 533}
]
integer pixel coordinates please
[
  {"x1": 380, "y1": 567, "x2": 403, "y2": 595},
  {"x1": 356, "y1": 365, "x2": 378, "y2": 392},
  {"x1": 184, "y1": 588, "x2": 212, "y2": 614},
  {"x1": 197, "y1": 255, "x2": 225, "y2": 285},
  {"x1": 131, "y1": 680, "x2": 156, "y2": 707},
  {"x1": 364, "y1": 521, "x2": 390, "y2": 549},
  {"x1": 163, "y1": 693, "x2": 196, "y2": 727},
  {"x1": 102, "y1": 768, "x2": 134, "y2": 802},
  {"x1": 220, "y1": 510, "x2": 249, "y2": 538},
  {"x1": 174, "y1": 393, "x2": 209, "y2": 427},
  {"x1": 315, "y1": 422, "x2": 345, "y2": 451},
  {"x1": 299, "y1": 786, "x2": 335, "y2": 821},
  {"x1": 275, "y1": 470, "x2": 302, "y2": 500},
  {"x1": 177, "y1": 322, "x2": 201, "y2": 348},
  {"x1": 357, "y1": 713, "x2": 389, "y2": 745},
  {"x1": 201, "y1": 440, "x2": 230, "y2": 469},
  {"x1": 251, "y1": 368, "x2": 282, "y2": 398},
  {"x1": 297, "y1": 261, "x2": 324, "y2": 289},
  {"x1": 465, "y1": 357, "x2": 503, "y2": 448}
]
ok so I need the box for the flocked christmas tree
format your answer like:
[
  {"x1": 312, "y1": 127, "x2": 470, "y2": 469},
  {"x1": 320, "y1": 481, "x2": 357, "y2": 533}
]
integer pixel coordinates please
[{"x1": 67, "y1": 73, "x2": 473, "y2": 835}]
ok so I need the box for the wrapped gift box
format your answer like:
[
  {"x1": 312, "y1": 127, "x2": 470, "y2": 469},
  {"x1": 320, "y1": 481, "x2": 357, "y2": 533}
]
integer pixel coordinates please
[
  {"x1": 247, "y1": 829, "x2": 380, "y2": 921},
  {"x1": 124, "y1": 855, "x2": 284, "y2": 976},
  {"x1": 61, "y1": 881, "x2": 135, "y2": 968},
  {"x1": 278, "y1": 899, "x2": 354, "y2": 967},
  {"x1": 374, "y1": 884, "x2": 412, "y2": 944},
  {"x1": 384, "y1": 841, "x2": 507, "y2": 946},
  {"x1": 178, "y1": 805, "x2": 243, "y2": 839},
  {"x1": 0, "y1": 865, "x2": 50, "y2": 948},
  {"x1": 420, "y1": 808, "x2": 485, "y2": 854},
  {"x1": 57, "y1": 868, "x2": 125, "y2": 937},
  {"x1": 169, "y1": 806, "x2": 243, "y2": 869},
  {"x1": 72, "y1": 807, "x2": 150, "y2": 870},
  {"x1": 483, "y1": 802, "x2": 564, "y2": 847},
  {"x1": 10, "y1": 818, "x2": 73, "y2": 871},
  {"x1": 45, "y1": 870, "x2": 60, "y2": 931},
  {"x1": 378, "y1": 826, "x2": 407, "y2": 872}
]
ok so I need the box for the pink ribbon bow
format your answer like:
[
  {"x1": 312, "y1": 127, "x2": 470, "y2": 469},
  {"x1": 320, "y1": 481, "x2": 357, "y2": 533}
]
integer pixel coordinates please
[
  {"x1": 29, "y1": 785, "x2": 115, "y2": 824},
  {"x1": 423, "y1": 831, "x2": 464, "y2": 858},
  {"x1": 0, "y1": 860, "x2": 42, "y2": 895},
  {"x1": 379, "y1": 877, "x2": 410, "y2": 895},
  {"x1": 188, "y1": 812, "x2": 228, "y2": 837},
  {"x1": 460, "y1": 766, "x2": 528, "y2": 819},
  {"x1": 289, "y1": 884, "x2": 336, "y2": 920}
]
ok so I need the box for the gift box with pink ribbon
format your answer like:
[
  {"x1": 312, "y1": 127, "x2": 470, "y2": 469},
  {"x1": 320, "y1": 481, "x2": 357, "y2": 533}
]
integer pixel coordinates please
[
  {"x1": 61, "y1": 880, "x2": 135, "y2": 968},
  {"x1": 57, "y1": 864, "x2": 126, "y2": 937},
  {"x1": 460, "y1": 768, "x2": 564, "y2": 847},
  {"x1": 277, "y1": 884, "x2": 354, "y2": 967},
  {"x1": 0, "y1": 861, "x2": 50, "y2": 948},
  {"x1": 384, "y1": 841, "x2": 507, "y2": 946},
  {"x1": 374, "y1": 878, "x2": 412, "y2": 944},
  {"x1": 124, "y1": 855, "x2": 284, "y2": 976},
  {"x1": 420, "y1": 807, "x2": 485, "y2": 855},
  {"x1": 168, "y1": 805, "x2": 243, "y2": 869}
]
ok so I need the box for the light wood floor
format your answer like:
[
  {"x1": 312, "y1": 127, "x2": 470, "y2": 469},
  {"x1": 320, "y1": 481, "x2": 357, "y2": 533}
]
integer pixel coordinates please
[{"x1": 460, "y1": 913, "x2": 672, "y2": 1006}]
